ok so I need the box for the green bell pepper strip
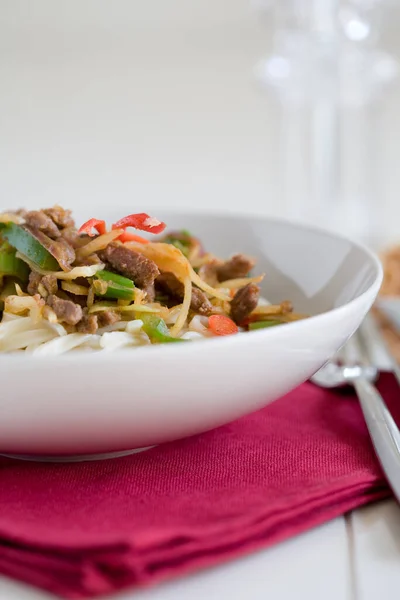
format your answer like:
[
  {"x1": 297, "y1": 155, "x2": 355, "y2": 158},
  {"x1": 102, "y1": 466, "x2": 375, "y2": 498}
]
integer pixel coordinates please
[
  {"x1": 248, "y1": 320, "x2": 283, "y2": 330},
  {"x1": 0, "y1": 223, "x2": 59, "y2": 271},
  {"x1": 163, "y1": 230, "x2": 194, "y2": 258},
  {"x1": 0, "y1": 249, "x2": 29, "y2": 281},
  {"x1": 138, "y1": 313, "x2": 187, "y2": 343},
  {"x1": 93, "y1": 270, "x2": 135, "y2": 301}
]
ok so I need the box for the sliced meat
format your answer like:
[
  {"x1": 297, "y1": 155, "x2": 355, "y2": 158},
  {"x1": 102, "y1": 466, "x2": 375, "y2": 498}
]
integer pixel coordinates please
[
  {"x1": 230, "y1": 283, "x2": 260, "y2": 325},
  {"x1": 27, "y1": 271, "x2": 42, "y2": 295},
  {"x1": 143, "y1": 283, "x2": 155, "y2": 303},
  {"x1": 198, "y1": 261, "x2": 219, "y2": 287},
  {"x1": 67, "y1": 293, "x2": 88, "y2": 308},
  {"x1": 41, "y1": 275, "x2": 58, "y2": 295},
  {"x1": 101, "y1": 243, "x2": 159, "y2": 288},
  {"x1": 47, "y1": 294, "x2": 83, "y2": 325},
  {"x1": 97, "y1": 310, "x2": 120, "y2": 328},
  {"x1": 76, "y1": 311, "x2": 98, "y2": 334},
  {"x1": 60, "y1": 227, "x2": 90, "y2": 249},
  {"x1": 27, "y1": 272, "x2": 58, "y2": 296},
  {"x1": 24, "y1": 211, "x2": 61, "y2": 239},
  {"x1": 216, "y1": 254, "x2": 255, "y2": 282},
  {"x1": 191, "y1": 288, "x2": 213, "y2": 316},
  {"x1": 156, "y1": 272, "x2": 183, "y2": 297},
  {"x1": 74, "y1": 252, "x2": 102, "y2": 266},
  {"x1": 156, "y1": 272, "x2": 213, "y2": 316},
  {"x1": 25, "y1": 226, "x2": 75, "y2": 271},
  {"x1": 43, "y1": 206, "x2": 74, "y2": 229}
]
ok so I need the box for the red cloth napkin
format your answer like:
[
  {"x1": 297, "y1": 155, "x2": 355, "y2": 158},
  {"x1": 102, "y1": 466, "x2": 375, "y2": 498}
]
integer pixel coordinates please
[{"x1": 0, "y1": 373, "x2": 398, "y2": 599}]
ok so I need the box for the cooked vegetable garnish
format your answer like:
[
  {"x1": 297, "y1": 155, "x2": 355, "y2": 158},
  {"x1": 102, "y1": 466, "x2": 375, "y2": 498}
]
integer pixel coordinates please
[
  {"x1": 0, "y1": 206, "x2": 306, "y2": 353},
  {"x1": 0, "y1": 248, "x2": 29, "y2": 281},
  {"x1": 116, "y1": 231, "x2": 150, "y2": 244},
  {"x1": 139, "y1": 313, "x2": 187, "y2": 343},
  {"x1": 208, "y1": 315, "x2": 238, "y2": 336},
  {"x1": 248, "y1": 320, "x2": 282, "y2": 330},
  {"x1": 0, "y1": 223, "x2": 60, "y2": 270},
  {"x1": 93, "y1": 270, "x2": 135, "y2": 301},
  {"x1": 113, "y1": 213, "x2": 166, "y2": 234},
  {"x1": 162, "y1": 231, "x2": 193, "y2": 257},
  {"x1": 77, "y1": 229, "x2": 123, "y2": 259},
  {"x1": 78, "y1": 218, "x2": 106, "y2": 237}
]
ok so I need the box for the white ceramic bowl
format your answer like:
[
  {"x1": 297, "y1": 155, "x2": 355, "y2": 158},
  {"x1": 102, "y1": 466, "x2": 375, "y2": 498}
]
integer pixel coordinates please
[{"x1": 0, "y1": 211, "x2": 382, "y2": 460}]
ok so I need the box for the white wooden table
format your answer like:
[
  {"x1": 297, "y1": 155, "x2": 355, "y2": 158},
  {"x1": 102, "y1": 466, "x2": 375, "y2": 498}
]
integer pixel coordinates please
[{"x1": 1, "y1": 1, "x2": 400, "y2": 598}]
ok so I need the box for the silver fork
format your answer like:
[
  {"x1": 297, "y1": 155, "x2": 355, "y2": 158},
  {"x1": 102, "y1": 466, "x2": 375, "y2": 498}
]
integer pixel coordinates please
[{"x1": 312, "y1": 319, "x2": 400, "y2": 503}]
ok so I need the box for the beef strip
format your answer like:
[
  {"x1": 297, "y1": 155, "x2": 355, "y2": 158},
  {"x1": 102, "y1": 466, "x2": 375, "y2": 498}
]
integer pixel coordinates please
[
  {"x1": 142, "y1": 283, "x2": 155, "y2": 303},
  {"x1": 101, "y1": 243, "x2": 159, "y2": 288},
  {"x1": 60, "y1": 227, "x2": 90, "y2": 250},
  {"x1": 27, "y1": 272, "x2": 58, "y2": 296},
  {"x1": 97, "y1": 310, "x2": 120, "y2": 328},
  {"x1": 43, "y1": 206, "x2": 75, "y2": 229},
  {"x1": 24, "y1": 211, "x2": 61, "y2": 239},
  {"x1": 216, "y1": 254, "x2": 255, "y2": 282},
  {"x1": 230, "y1": 283, "x2": 260, "y2": 325},
  {"x1": 68, "y1": 293, "x2": 88, "y2": 308},
  {"x1": 27, "y1": 272, "x2": 42, "y2": 295},
  {"x1": 156, "y1": 272, "x2": 213, "y2": 316},
  {"x1": 156, "y1": 272, "x2": 182, "y2": 297},
  {"x1": 47, "y1": 294, "x2": 83, "y2": 325},
  {"x1": 41, "y1": 275, "x2": 58, "y2": 295},
  {"x1": 198, "y1": 261, "x2": 219, "y2": 287},
  {"x1": 76, "y1": 311, "x2": 98, "y2": 334},
  {"x1": 191, "y1": 288, "x2": 214, "y2": 316},
  {"x1": 25, "y1": 226, "x2": 75, "y2": 271}
]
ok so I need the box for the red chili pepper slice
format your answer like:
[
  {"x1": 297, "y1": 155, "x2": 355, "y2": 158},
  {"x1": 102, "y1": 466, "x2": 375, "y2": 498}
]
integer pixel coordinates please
[
  {"x1": 78, "y1": 218, "x2": 106, "y2": 237},
  {"x1": 117, "y1": 231, "x2": 150, "y2": 244},
  {"x1": 112, "y1": 213, "x2": 166, "y2": 235},
  {"x1": 208, "y1": 315, "x2": 238, "y2": 336}
]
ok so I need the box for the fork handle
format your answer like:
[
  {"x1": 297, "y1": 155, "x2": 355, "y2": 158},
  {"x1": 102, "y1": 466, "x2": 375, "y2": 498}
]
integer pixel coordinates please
[{"x1": 354, "y1": 377, "x2": 400, "y2": 503}]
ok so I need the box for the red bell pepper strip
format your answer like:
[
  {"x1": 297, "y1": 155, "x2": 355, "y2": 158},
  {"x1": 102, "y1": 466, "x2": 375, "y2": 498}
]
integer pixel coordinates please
[
  {"x1": 111, "y1": 228, "x2": 150, "y2": 244},
  {"x1": 112, "y1": 213, "x2": 166, "y2": 235},
  {"x1": 208, "y1": 315, "x2": 238, "y2": 336},
  {"x1": 78, "y1": 218, "x2": 106, "y2": 237}
]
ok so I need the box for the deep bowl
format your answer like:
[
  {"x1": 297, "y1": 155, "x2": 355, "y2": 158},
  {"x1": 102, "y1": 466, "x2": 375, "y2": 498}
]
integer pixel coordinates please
[{"x1": 0, "y1": 210, "x2": 382, "y2": 460}]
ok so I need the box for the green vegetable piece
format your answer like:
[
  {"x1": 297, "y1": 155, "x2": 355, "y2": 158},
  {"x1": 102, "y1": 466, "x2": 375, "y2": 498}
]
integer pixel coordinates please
[
  {"x1": 248, "y1": 320, "x2": 283, "y2": 330},
  {"x1": 96, "y1": 270, "x2": 134, "y2": 288},
  {"x1": 93, "y1": 270, "x2": 135, "y2": 301},
  {"x1": 163, "y1": 230, "x2": 193, "y2": 258},
  {"x1": 0, "y1": 223, "x2": 59, "y2": 270},
  {"x1": 170, "y1": 240, "x2": 189, "y2": 256},
  {"x1": 138, "y1": 313, "x2": 187, "y2": 343},
  {"x1": 0, "y1": 250, "x2": 29, "y2": 281}
]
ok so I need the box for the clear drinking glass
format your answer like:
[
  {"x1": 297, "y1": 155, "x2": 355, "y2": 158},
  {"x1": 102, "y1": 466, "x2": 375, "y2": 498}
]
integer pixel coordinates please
[{"x1": 256, "y1": 0, "x2": 398, "y2": 246}]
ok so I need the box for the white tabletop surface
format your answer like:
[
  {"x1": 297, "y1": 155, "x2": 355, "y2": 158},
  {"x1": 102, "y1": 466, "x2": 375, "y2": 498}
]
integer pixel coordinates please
[{"x1": 1, "y1": 1, "x2": 400, "y2": 598}]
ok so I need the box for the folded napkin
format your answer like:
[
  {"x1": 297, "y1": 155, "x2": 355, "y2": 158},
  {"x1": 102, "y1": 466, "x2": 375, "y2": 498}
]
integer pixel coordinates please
[{"x1": 0, "y1": 373, "x2": 398, "y2": 599}]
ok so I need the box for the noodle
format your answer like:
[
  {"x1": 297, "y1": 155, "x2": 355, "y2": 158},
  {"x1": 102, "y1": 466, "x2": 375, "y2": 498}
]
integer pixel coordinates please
[
  {"x1": 216, "y1": 274, "x2": 265, "y2": 289},
  {"x1": 61, "y1": 281, "x2": 89, "y2": 295},
  {"x1": 76, "y1": 229, "x2": 123, "y2": 259},
  {"x1": 170, "y1": 276, "x2": 192, "y2": 337},
  {"x1": 16, "y1": 253, "x2": 105, "y2": 280}
]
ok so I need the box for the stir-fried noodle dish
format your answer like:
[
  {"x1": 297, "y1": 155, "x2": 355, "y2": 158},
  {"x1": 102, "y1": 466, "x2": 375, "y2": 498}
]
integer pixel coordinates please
[{"x1": 0, "y1": 207, "x2": 305, "y2": 354}]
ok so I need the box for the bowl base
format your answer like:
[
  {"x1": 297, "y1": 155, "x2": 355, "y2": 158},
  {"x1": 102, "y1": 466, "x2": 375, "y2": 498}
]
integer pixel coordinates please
[{"x1": 0, "y1": 447, "x2": 153, "y2": 463}]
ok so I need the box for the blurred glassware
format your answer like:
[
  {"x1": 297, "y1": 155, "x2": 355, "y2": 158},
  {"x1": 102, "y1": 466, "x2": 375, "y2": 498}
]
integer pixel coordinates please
[{"x1": 255, "y1": 0, "x2": 398, "y2": 247}]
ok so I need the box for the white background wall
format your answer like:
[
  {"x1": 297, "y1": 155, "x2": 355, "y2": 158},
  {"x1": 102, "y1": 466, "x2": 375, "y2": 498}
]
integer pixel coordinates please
[{"x1": 0, "y1": 0, "x2": 399, "y2": 244}]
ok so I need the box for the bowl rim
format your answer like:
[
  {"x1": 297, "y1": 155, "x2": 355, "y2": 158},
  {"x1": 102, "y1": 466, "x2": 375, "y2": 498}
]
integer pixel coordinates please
[{"x1": 0, "y1": 211, "x2": 383, "y2": 364}]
